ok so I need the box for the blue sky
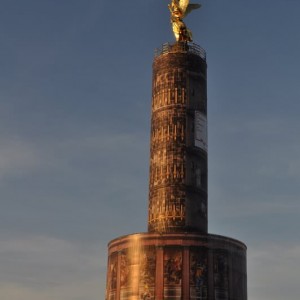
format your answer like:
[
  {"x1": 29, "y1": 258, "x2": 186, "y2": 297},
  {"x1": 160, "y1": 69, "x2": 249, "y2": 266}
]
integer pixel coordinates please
[{"x1": 1, "y1": 0, "x2": 300, "y2": 299}]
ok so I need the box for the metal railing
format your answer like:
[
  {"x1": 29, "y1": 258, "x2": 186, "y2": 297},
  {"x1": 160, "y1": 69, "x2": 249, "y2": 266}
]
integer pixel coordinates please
[{"x1": 155, "y1": 42, "x2": 206, "y2": 61}]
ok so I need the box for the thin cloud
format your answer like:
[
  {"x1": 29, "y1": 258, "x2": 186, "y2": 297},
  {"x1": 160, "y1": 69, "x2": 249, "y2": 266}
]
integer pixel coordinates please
[
  {"x1": 0, "y1": 138, "x2": 40, "y2": 179},
  {"x1": 248, "y1": 243, "x2": 300, "y2": 300},
  {"x1": 0, "y1": 235, "x2": 106, "y2": 300}
]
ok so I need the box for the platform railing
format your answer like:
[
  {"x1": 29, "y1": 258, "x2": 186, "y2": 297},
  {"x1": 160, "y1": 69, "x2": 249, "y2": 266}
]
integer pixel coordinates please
[{"x1": 155, "y1": 42, "x2": 206, "y2": 61}]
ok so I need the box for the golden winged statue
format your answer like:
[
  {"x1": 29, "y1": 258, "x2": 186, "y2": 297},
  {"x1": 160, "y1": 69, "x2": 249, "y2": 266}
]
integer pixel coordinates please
[{"x1": 168, "y1": 0, "x2": 201, "y2": 42}]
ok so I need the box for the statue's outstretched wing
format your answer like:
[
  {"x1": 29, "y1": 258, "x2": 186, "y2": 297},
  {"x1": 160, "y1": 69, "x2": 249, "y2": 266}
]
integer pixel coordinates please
[
  {"x1": 178, "y1": 0, "x2": 190, "y2": 14},
  {"x1": 184, "y1": 3, "x2": 201, "y2": 17}
]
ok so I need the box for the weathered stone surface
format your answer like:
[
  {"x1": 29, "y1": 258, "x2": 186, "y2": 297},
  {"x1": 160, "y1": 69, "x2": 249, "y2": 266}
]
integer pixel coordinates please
[{"x1": 148, "y1": 44, "x2": 208, "y2": 233}]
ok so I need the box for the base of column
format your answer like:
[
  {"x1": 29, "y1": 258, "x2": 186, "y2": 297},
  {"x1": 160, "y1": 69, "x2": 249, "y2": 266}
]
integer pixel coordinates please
[{"x1": 106, "y1": 233, "x2": 247, "y2": 300}]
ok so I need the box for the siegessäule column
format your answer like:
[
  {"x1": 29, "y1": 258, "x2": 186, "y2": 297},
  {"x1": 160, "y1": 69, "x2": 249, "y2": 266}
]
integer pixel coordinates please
[
  {"x1": 106, "y1": 3, "x2": 248, "y2": 299},
  {"x1": 148, "y1": 43, "x2": 208, "y2": 234}
]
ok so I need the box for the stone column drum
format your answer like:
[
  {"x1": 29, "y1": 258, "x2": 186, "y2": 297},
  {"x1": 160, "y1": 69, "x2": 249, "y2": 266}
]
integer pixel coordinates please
[{"x1": 148, "y1": 43, "x2": 208, "y2": 234}]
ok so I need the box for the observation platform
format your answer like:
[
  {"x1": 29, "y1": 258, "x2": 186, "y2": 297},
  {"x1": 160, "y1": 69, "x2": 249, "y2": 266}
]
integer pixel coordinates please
[{"x1": 155, "y1": 42, "x2": 206, "y2": 61}]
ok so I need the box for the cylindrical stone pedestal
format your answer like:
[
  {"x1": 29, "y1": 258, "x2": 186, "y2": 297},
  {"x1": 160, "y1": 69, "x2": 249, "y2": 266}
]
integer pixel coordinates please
[{"x1": 106, "y1": 233, "x2": 247, "y2": 300}]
